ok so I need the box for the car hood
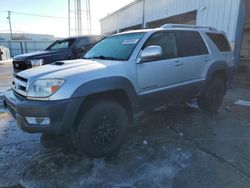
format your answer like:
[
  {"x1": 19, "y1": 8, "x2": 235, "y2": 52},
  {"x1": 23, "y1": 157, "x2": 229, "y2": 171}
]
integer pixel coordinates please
[
  {"x1": 17, "y1": 59, "x2": 128, "y2": 86},
  {"x1": 13, "y1": 50, "x2": 66, "y2": 60}
]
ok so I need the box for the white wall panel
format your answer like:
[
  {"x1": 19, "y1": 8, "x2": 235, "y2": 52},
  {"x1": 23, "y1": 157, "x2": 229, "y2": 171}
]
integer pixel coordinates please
[
  {"x1": 100, "y1": 1, "x2": 143, "y2": 33},
  {"x1": 118, "y1": 1, "x2": 143, "y2": 29}
]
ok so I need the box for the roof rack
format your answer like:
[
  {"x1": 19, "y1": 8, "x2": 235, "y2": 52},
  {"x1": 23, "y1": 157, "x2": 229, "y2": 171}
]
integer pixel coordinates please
[{"x1": 161, "y1": 24, "x2": 217, "y2": 31}]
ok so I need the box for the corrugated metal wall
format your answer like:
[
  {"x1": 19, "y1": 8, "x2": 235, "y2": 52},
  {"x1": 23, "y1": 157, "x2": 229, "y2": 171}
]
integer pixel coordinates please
[
  {"x1": 118, "y1": 1, "x2": 143, "y2": 29},
  {"x1": 101, "y1": 1, "x2": 143, "y2": 33},
  {"x1": 241, "y1": 0, "x2": 250, "y2": 58},
  {"x1": 100, "y1": 0, "x2": 241, "y2": 42}
]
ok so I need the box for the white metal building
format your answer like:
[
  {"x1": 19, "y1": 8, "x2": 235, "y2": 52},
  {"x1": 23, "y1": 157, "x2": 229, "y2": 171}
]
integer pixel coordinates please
[{"x1": 100, "y1": 0, "x2": 249, "y2": 60}]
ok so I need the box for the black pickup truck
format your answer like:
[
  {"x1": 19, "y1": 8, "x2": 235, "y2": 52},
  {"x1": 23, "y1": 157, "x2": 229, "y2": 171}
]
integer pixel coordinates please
[{"x1": 12, "y1": 35, "x2": 104, "y2": 73}]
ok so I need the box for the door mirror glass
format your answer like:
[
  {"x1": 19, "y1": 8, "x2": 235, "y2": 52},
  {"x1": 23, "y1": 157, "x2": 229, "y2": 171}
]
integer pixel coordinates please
[{"x1": 140, "y1": 45, "x2": 162, "y2": 62}]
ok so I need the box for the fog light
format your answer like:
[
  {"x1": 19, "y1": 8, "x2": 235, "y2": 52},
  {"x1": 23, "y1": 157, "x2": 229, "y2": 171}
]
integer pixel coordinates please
[{"x1": 25, "y1": 117, "x2": 50, "y2": 126}]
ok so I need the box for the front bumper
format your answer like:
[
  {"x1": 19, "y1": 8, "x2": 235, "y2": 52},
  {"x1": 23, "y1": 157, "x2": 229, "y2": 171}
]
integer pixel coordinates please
[{"x1": 3, "y1": 90, "x2": 84, "y2": 134}]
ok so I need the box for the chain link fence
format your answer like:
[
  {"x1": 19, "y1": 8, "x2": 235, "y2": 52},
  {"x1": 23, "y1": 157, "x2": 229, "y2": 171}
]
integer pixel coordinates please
[{"x1": 0, "y1": 40, "x2": 55, "y2": 57}]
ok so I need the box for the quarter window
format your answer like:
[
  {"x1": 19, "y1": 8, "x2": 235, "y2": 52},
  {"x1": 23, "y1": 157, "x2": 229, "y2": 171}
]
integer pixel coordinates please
[
  {"x1": 75, "y1": 38, "x2": 88, "y2": 49},
  {"x1": 207, "y1": 33, "x2": 231, "y2": 52}
]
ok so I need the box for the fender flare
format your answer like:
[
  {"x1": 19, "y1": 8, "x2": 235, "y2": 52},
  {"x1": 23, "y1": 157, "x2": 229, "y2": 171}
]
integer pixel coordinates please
[
  {"x1": 71, "y1": 76, "x2": 137, "y2": 107},
  {"x1": 199, "y1": 61, "x2": 229, "y2": 96}
]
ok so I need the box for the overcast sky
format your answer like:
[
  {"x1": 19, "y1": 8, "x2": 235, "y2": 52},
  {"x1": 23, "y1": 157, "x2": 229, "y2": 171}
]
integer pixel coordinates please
[{"x1": 0, "y1": 0, "x2": 134, "y2": 37}]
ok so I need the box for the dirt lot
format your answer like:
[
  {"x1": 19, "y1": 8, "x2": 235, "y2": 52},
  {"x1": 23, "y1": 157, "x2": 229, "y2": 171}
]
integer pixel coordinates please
[{"x1": 0, "y1": 62, "x2": 250, "y2": 188}]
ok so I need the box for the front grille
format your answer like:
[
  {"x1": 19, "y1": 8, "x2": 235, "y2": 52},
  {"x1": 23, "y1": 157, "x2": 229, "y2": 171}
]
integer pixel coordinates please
[
  {"x1": 12, "y1": 60, "x2": 31, "y2": 71},
  {"x1": 12, "y1": 75, "x2": 28, "y2": 97},
  {"x1": 14, "y1": 74, "x2": 28, "y2": 82}
]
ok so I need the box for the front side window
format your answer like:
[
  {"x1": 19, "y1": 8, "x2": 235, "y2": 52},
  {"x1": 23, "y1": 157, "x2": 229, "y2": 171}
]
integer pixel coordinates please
[
  {"x1": 47, "y1": 39, "x2": 75, "y2": 50},
  {"x1": 176, "y1": 31, "x2": 209, "y2": 57},
  {"x1": 84, "y1": 33, "x2": 146, "y2": 61},
  {"x1": 143, "y1": 32, "x2": 178, "y2": 61}
]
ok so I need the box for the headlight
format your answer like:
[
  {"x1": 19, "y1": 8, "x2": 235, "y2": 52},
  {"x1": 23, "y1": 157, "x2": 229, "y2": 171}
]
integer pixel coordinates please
[
  {"x1": 27, "y1": 79, "x2": 65, "y2": 98},
  {"x1": 30, "y1": 59, "x2": 44, "y2": 67}
]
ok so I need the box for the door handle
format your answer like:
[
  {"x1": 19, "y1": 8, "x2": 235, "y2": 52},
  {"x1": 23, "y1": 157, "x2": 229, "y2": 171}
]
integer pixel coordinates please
[
  {"x1": 175, "y1": 61, "x2": 183, "y2": 67},
  {"x1": 204, "y1": 56, "x2": 210, "y2": 62}
]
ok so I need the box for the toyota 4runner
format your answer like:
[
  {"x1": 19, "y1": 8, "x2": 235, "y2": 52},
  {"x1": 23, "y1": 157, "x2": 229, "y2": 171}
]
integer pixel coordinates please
[{"x1": 4, "y1": 24, "x2": 236, "y2": 157}]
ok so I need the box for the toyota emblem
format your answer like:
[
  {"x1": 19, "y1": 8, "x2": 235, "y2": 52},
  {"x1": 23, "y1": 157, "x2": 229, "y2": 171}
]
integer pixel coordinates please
[{"x1": 15, "y1": 64, "x2": 20, "y2": 68}]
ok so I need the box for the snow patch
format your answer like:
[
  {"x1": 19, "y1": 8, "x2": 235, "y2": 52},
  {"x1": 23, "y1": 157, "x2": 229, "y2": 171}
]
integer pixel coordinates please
[
  {"x1": 20, "y1": 147, "x2": 191, "y2": 188},
  {"x1": 75, "y1": 149, "x2": 191, "y2": 188},
  {"x1": 235, "y1": 100, "x2": 250, "y2": 107}
]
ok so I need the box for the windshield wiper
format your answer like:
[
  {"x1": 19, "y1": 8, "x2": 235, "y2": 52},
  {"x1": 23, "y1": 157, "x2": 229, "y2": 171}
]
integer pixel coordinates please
[
  {"x1": 93, "y1": 55, "x2": 115, "y2": 60},
  {"x1": 89, "y1": 55, "x2": 126, "y2": 61}
]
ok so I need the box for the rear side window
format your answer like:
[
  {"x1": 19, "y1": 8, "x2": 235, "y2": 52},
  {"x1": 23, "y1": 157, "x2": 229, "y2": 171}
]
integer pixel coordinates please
[
  {"x1": 207, "y1": 33, "x2": 231, "y2": 52},
  {"x1": 176, "y1": 31, "x2": 209, "y2": 57},
  {"x1": 75, "y1": 38, "x2": 89, "y2": 49}
]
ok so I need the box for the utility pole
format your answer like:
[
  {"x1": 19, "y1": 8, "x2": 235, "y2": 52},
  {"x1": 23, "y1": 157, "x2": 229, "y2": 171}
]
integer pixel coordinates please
[{"x1": 7, "y1": 11, "x2": 13, "y2": 40}]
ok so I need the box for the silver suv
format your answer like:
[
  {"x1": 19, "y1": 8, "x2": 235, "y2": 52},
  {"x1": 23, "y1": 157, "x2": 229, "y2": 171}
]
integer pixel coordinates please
[{"x1": 4, "y1": 24, "x2": 236, "y2": 157}]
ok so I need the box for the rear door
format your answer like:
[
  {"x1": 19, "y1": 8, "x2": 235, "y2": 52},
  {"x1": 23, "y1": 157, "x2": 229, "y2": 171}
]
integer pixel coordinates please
[{"x1": 175, "y1": 31, "x2": 210, "y2": 83}]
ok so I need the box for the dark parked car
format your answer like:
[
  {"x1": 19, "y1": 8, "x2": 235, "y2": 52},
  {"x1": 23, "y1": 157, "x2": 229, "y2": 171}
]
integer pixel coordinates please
[{"x1": 12, "y1": 35, "x2": 104, "y2": 73}]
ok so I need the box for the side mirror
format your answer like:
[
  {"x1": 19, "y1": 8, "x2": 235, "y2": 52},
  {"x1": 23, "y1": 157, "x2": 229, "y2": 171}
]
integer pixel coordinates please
[{"x1": 140, "y1": 45, "x2": 162, "y2": 63}]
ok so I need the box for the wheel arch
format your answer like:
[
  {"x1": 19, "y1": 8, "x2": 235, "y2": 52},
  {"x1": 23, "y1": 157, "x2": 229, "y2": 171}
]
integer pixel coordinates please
[
  {"x1": 199, "y1": 61, "x2": 229, "y2": 96},
  {"x1": 71, "y1": 77, "x2": 137, "y2": 130}
]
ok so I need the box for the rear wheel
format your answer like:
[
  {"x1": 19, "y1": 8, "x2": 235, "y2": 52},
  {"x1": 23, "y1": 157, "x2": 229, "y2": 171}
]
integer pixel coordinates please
[
  {"x1": 197, "y1": 77, "x2": 226, "y2": 112},
  {"x1": 76, "y1": 100, "x2": 129, "y2": 157}
]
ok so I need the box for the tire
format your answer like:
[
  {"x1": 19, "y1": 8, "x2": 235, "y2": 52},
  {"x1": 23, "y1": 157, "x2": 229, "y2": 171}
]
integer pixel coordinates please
[
  {"x1": 197, "y1": 77, "x2": 226, "y2": 112},
  {"x1": 76, "y1": 100, "x2": 129, "y2": 157}
]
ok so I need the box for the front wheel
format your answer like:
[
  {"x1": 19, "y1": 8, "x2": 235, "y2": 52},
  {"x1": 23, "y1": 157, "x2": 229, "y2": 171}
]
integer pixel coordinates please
[
  {"x1": 76, "y1": 100, "x2": 129, "y2": 157},
  {"x1": 197, "y1": 77, "x2": 226, "y2": 112}
]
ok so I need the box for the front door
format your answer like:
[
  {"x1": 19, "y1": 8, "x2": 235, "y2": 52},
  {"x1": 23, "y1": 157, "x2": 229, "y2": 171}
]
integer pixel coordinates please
[{"x1": 137, "y1": 31, "x2": 181, "y2": 94}]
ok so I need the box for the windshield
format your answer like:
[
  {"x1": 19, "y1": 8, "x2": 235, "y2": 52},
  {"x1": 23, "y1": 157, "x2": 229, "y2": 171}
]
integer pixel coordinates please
[
  {"x1": 83, "y1": 33, "x2": 145, "y2": 61},
  {"x1": 46, "y1": 39, "x2": 75, "y2": 50}
]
